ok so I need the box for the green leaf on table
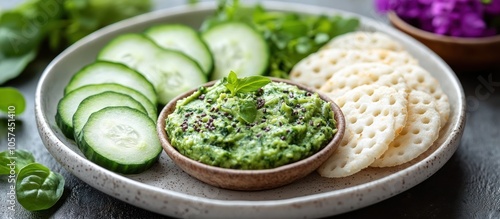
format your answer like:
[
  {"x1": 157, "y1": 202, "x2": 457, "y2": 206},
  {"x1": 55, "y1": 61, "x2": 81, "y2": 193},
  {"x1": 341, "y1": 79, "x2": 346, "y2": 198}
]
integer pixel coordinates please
[
  {"x1": 0, "y1": 50, "x2": 36, "y2": 85},
  {"x1": 0, "y1": 87, "x2": 26, "y2": 114},
  {"x1": 0, "y1": 150, "x2": 36, "y2": 175},
  {"x1": 16, "y1": 163, "x2": 65, "y2": 211}
]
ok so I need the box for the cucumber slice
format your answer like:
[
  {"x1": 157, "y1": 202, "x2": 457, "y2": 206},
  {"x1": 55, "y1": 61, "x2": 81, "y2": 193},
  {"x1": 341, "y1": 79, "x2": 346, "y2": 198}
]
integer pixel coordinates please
[
  {"x1": 56, "y1": 83, "x2": 157, "y2": 139},
  {"x1": 79, "y1": 107, "x2": 162, "y2": 174},
  {"x1": 65, "y1": 61, "x2": 157, "y2": 105},
  {"x1": 72, "y1": 91, "x2": 147, "y2": 142},
  {"x1": 202, "y1": 21, "x2": 269, "y2": 80},
  {"x1": 145, "y1": 24, "x2": 214, "y2": 76},
  {"x1": 97, "y1": 33, "x2": 207, "y2": 104}
]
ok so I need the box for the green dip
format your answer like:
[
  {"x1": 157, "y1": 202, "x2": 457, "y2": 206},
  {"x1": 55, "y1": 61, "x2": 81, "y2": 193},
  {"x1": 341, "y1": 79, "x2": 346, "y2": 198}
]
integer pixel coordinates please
[{"x1": 165, "y1": 81, "x2": 337, "y2": 170}]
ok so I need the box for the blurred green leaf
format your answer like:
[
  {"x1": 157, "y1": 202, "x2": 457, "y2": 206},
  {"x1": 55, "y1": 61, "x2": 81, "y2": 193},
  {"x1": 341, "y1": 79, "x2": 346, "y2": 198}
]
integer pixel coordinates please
[
  {"x1": 0, "y1": 50, "x2": 36, "y2": 85},
  {"x1": 0, "y1": 87, "x2": 26, "y2": 114},
  {"x1": 0, "y1": 0, "x2": 151, "y2": 84},
  {"x1": 0, "y1": 150, "x2": 36, "y2": 175}
]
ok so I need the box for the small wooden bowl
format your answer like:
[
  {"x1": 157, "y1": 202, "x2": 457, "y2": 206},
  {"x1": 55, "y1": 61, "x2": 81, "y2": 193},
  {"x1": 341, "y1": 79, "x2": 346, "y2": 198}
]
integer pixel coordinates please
[
  {"x1": 157, "y1": 78, "x2": 345, "y2": 191},
  {"x1": 388, "y1": 11, "x2": 500, "y2": 72}
]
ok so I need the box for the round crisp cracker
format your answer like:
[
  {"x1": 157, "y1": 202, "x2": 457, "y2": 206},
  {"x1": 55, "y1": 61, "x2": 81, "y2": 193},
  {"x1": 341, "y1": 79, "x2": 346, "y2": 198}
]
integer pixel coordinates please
[
  {"x1": 290, "y1": 49, "x2": 418, "y2": 89},
  {"x1": 371, "y1": 90, "x2": 441, "y2": 167},
  {"x1": 321, "y1": 31, "x2": 404, "y2": 52},
  {"x1": 397, "y1": 64, "x2": 450, "y2": 128},
  {"x1": 317, "y1": 85, "x2": 407, "y2": 178},
  {"x1": 319, "y1": 63, "x2": 409, "y2": 100}
]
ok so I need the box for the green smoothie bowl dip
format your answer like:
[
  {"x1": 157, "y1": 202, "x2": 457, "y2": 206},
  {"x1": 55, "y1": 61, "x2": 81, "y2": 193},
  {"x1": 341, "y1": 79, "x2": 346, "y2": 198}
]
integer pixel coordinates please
[{"x1": 157, "y1": 72, "x2": 345, "y2": 190}]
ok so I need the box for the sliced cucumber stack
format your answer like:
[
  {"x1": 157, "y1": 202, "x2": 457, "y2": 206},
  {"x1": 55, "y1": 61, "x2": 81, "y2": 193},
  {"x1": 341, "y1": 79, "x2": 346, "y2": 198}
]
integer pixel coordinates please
[
  {"x1": 80, "y1": 107, "x2": 162, "y2": 174},
  {"x1": 145, "y1": 24, "x2": 214, "y2": 76},
  {"x1": 72, "y1": 91, "x2": 147, "y2": 142},
  {"x1": 97, "y1": 33, "x2": 207, "y2": 104},
  {"x1": 65, "y1": 61, "x2": 157, "y2": 105},
  {"x1": 202, "y1": 21, "x2": 269, "y2": 80},
  {"x1": 56, "y1": 83, "x2": 157, "y2": 139}
]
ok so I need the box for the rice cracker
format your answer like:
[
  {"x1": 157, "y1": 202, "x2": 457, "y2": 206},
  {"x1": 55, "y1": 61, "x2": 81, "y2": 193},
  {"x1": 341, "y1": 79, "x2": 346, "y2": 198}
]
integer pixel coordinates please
[
  {"x1": 319, "y1": 63, "x2": 409, "y2": 100},
  {"x1": 317, "y1": 85, "x2": 407, "y2": 178},
  {"x1": 371, "y1": 90, "x2": 441, "y2": 167},
  {"x1": 290, "y1": 49, "x2": 418, "y2": 89},
  {"x1": 397, "y1": 64, "x2": 450, "y2": 128},
  {"x1": 321, "y1": 31, "x2": 404, "y2": 52}
]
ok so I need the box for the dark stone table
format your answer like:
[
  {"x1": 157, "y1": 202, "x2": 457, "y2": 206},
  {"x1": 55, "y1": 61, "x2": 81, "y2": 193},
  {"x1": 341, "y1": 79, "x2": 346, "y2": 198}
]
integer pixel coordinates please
[{"x1": 1, "y1": 0, "x2": 499, "y2": 218}]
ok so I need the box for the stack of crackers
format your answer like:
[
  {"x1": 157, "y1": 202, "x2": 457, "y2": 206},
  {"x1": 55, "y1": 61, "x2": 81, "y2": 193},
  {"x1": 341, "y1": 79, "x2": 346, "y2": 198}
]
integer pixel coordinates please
[{"x1": 290, "y1": 31, "x2": 450, "y2": 178}]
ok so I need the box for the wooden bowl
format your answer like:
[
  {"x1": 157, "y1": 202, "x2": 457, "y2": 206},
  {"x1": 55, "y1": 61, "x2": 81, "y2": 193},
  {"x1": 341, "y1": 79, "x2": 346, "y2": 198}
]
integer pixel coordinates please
[
  {"x1": 157, "y1": 78, "x2": 345, "y2": 191},
  {"x1": 388, "y1": 11, "x2": 500, "y2": 72}
]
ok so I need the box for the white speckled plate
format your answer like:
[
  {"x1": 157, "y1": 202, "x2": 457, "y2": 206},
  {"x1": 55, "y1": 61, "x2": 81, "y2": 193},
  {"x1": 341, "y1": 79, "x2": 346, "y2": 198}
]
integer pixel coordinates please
[{"x1": 35, "y1": 2, "x2": 466, "y2": 218}]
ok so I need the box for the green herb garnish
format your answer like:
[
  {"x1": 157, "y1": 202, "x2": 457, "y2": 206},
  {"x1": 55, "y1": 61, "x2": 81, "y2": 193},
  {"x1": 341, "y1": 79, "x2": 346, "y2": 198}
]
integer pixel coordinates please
[
  {"x1": 224, "y1": 71, "x2": 271, "y2": 96},
  {"x1": 0, "y1": 87, "x2": 26, "y2": 114},
  {"x1": 202, "y1": 0, "x2": 359, "y2": 78},
  {"x1": 223, "y1": 71, "x2": 270, "y2": 123}
]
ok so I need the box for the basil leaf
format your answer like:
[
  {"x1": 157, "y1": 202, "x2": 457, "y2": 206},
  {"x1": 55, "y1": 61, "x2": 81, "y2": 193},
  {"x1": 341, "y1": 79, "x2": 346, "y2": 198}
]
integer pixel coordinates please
[
  {"x1": 0, "y1": 51, "x2": 36, "y2": 85},
  {"x1": 16, "y1": 163, "x2": 65, "y2": 211},
  {"x1": 224, "y1": 71, "x2": 238, "y2": 95},
  {"x1": 0, "y1": 87, "x2": 26, "y2": 114},
  {"x1": 234, "y1": 76, "x2": 271, "y2": 93},
  {"x1": 0, "y1": 150, "x2": 36, "y2": 175},
  {"x1": 238, "y1": 99, "x2": 257, "y2": 123},
  {"x1": 0, "y1": 12, "x2": 42, "y2": 57},
  {"x1": 228, "y1": 70, "x2": 238, "y2": 84}
]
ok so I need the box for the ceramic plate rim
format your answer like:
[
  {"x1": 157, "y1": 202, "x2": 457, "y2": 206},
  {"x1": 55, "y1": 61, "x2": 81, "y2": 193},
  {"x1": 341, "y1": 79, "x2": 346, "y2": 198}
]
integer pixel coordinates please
[{"x1": 34, "y1": 1, "x2": 466, "y2": 218}]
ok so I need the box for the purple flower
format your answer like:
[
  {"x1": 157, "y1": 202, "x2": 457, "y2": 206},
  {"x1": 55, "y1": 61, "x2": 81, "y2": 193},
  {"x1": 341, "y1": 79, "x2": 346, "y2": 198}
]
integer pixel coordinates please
[
  {"x1": 376, "y1": 0, "x2": 500, "y2": 37},
  {"x1": 485, "y1": 0, "x2": 500, "y2": 14},
  {"x1": 461, "y1": 13, "x2": 487, "y2": 37}
]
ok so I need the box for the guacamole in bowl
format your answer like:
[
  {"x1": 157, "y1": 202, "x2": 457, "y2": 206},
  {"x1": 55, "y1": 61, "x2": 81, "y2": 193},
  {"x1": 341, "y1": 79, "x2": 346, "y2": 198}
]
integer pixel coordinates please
[
  {"x1": 158, "y1": 77, "x2": 345, "y2": 190},
  {"x1": 165, "y1": 79, "x2": 337, "y2": 170}
]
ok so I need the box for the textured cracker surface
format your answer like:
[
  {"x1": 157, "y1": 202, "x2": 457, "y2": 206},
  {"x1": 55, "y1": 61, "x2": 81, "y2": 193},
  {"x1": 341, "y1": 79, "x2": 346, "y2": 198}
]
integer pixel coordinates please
[
  {"x1": 319, "y1": 63, "x2": 409, "y2": 99},
  {"x1": 371, "y1": 90, "x2": 441, "y2": 167},
  {"x1": 290, "y1": 49, "x2": 418, "y2": 89},
  {"x1": 397, "y1": 65, "x2": 450, "y2": 128},
  {"x1": 317, "y1": 85, "x2": 406, "y2": 178}
]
